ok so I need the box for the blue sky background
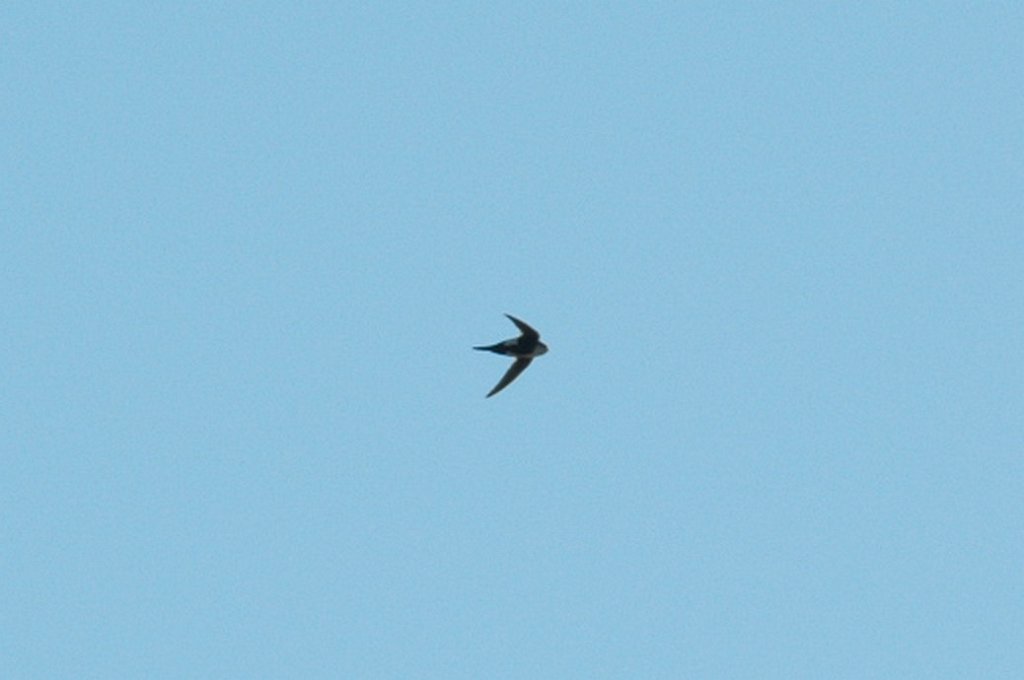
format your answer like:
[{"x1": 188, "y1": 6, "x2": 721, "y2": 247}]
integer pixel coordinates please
[{"x1": 3, "y1": 3, "x2": 1021, "y2": 678}]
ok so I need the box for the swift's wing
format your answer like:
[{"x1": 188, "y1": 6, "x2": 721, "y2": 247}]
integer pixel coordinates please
[
  {"x1": 486, "y1": 357, "x2": 533, "y2": 398},
  {"x1": 504, "y1": 314, "x2": 540, "y2": 342}
]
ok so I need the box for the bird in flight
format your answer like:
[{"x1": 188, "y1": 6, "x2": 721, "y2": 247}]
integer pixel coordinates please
[{"x1": 474, "y1": 314, "x2": 548, "y2": 398}]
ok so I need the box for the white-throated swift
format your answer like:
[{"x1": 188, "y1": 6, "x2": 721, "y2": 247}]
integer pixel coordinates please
[{"x1": 474, "y1": 314, "x2": 548, "y2": 398}]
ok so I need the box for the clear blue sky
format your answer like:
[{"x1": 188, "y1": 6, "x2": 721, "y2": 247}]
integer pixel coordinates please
[{"x1": 3, "y1": 4, "x2": 1021, "y2": 678}]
